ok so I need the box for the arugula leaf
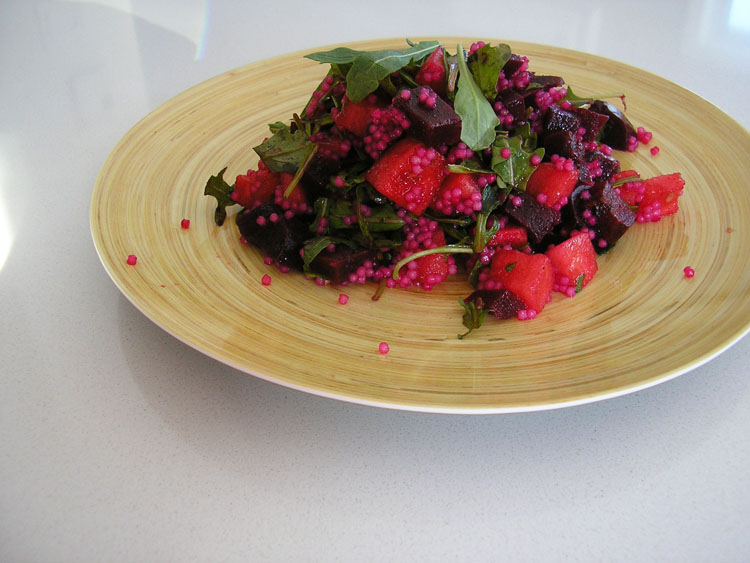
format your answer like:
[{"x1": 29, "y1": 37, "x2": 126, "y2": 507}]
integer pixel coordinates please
[
  {"x1": 454, "y1": 43, "x2": 500, "y2": 151},
  {"x1": 447, "y1": 158, "x2": 493, "y2": 175},
  {"x1": 203, "y1": 167, "x2": 234, "y2": 226},
  {"x1": 457, "y1": 298, "x2": 488, "y2": 339},
  {"x1": 304, "y1": 47, "x2": 365, "y2": 64},
  {"x1": 472, "y1": 184, "x2": 502, "y2": 253},
  {"x1": 490, "y1": 134, "x2": 544, "y2": 192},
  {"x1": 469, "y1": 43, "x2": 511, "y2": 100},
  {"x1": 253, "y1": 126, "x2": 314, "y2": 174},
  {"x1": 343, "y1": 41, "x2": 441, "y2": 102}
]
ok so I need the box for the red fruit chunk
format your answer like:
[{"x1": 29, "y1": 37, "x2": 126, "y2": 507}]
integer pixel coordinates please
[
  {"x1": 637, "y1": 172, "x2": 685, "y2": 221},
  {"x1": 414, "y1": 46, "x2": 446, "y2": 97},
  {"x1": 416, "y1": 253, "x2": 449, "y2": 288},
  {"x1": 545, "y1": 232, "x2": 598, "y2": 294},
  {"x1": 333, "y1": 95, "x2": 383, "y2": 138},
  {"x1": 525, "y1": 162, "x2": 579, "y2": 209},
  {"x1": 487, "y1": 226, "x2": 528, "y2": 249},
  {"x1": 364, "y1": 138, "x2": 446, "y2": 216},
  {"x1": 489, "y1": 249, "x2": 554, "y2": 313},
  {"x1": 232, "y1": 161, "x2": 281, "y2": 209},
  {"x1": 431, "y1": 173, "x2": 482, "y2": 215},
  {"x1": 613, "y1": 170, "x2": 642, "y2": 207}
]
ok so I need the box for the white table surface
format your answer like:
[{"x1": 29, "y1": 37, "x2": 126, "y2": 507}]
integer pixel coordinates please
[{"x1": 2, "y1": 0, "x2": 749, "y2": 560}]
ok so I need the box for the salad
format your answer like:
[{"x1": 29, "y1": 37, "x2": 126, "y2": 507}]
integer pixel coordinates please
[{"x1": 204, "y1": 40, "x2": 684, "y2": 338}]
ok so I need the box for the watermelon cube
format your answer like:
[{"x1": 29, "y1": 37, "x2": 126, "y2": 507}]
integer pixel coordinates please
[
  {"x1": 489, "y1": 249, "x2": 554, "y2": 313},
  {"x1": 525, "y1": 162, "x2": 579, "y2": 210},
  {"x1": 364, "y1": 138, "x2": 446, "y2": 215},
  {"x1": 545, "y1": 231, "x2": 598, "y2": 295}
]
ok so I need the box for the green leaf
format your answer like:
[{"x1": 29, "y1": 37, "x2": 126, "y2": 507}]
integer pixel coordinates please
[
  {"x1": 457, "y1": 298, "x2": 488, "y2": 339},
  {"x1": 454, "y1": 43, "x2": 501, "y2": 151},
  {"x1": 253, "y1": 127, "x2": 314, "y2": 174},
  {"x1": 490, "y1": 134, "x2": 544, "y2": 192},
  {"x1": 505, "y1": 261, "x2": 517, "y2": 272},
  {"x1": 304, "y1": 47, "x2": 364, "y2": 64},
  {"x1": 344, "y1": 41, "x2": 441, "y2": 102},
  {"x1": 447, "y1": 158, "x2": 493, "y2": 175},
  {"x1": 203, "y1": 167, "x2": 234, "y2": 226},
  {"x1": 575, "y1": 273, "x2": 585, "y2": 293},
  {"x1": 469, "y1": 43, "x2": 511, "y2": 100}
]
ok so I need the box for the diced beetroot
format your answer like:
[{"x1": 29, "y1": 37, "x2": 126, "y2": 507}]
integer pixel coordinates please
[
  {"x1": 543, "y1": 105, "x2": 582, "y2": 136},
  {"x1": 232, "y1": 161, "x2": 280, "y2": 209},
  {"x1": 489, "y1": 249, "x2": 554, "y2": 313},
  {"x1": 487, "y1": 226, "x2": 528, "y2": 249},
  {"x1": 465, "y1": 289, "x2": 526, "y2": 319},
  {"x1": 572, "y1": 106, "x2": 609, "y2": 142},
  {"x1": 503, "y1": 190, "x2": 561, "y2": 244},
  {"x1": 236, "y1": 203, "x2": 309, "y2": 270},
  {"x1": 545, "y1": 232, "x2": 598, "y2": 293},
  {"x1": 431, "y1": 173, "x2": 482, "y2": 215},
  {"x1": 588, "y1": 100, "x2": 637, "y2": 151},
  {"x1": 364, "y1": 138, "x2": 446, "y2": 215},
  {"x1": 333, "y1": 95, "x2": 383, "y2": 138},
  {"x1": 392, "y1": 86, "x2": 462, "y2": 147},
  {"x1": 414, "y1": 46, "x2": 446, "y2": 97},
  {"x1": 525, "y1": 162, "x2": 579, "y2": 209},
  {"x1": 309, "y1": 246, "x2": 378, "y2": 284}
]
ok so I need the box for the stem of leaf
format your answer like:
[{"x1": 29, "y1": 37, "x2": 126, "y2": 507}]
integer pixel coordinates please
[{"x1": 283, "y1": 144, "x2": 318, "y2": 199}]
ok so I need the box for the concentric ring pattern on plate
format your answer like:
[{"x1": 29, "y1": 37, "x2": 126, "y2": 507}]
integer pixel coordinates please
[{"x1": 90, "y1": 38, "x2": 750, "y2": 413}]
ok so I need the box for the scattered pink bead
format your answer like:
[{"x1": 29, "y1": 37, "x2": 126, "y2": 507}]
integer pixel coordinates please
[
  {"x1": 338, "y1": 293, "x2": 349, "y2": 305},
  {"x1": 126, "y1": 254, "x2": 137, "y2": 265},
  {"x1": 378, "y1": 342, "x2": 390, "y2": 355},
  {"x1": 181, "y1": 218, "x2": 190, "y2": 229},
  {"x1": 261, "y1": 274, "x2": 272, "y2": 286},
  {"x1": 650, "y1": 146, "x2": 660, "y2": 156},
  {"x1": 683, "y1": 266, "x2": 695, "y2": 278},
  {"x1": 530, "y1": 154, "x2": 541, "y2": 166},
  {"x1": 500, "y1": 147, "x2": 511, "y2": 159}
]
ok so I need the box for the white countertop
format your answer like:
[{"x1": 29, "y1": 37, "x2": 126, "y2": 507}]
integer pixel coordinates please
[{"x1": 2, "y1": 0, "x2": 749, "y2": 560}]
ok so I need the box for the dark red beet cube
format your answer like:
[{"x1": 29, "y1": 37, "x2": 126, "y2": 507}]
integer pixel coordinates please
[
  {"x1": 502, "y1": 190, "x2": 561, "y2": 244},
  {"x1": 465, "y1": 289, "x2": 527, "y2": 319},
  {"x1": 588, "y1": 100, "x2": 637, "y2": 151},
  {"x1": 572, "y1": 106, "x2": 609, "y2": 142},
  {"x1": 498, "y1": 89, "x2": 526, "y2": 121},
  {"x1": 309, "y1": 247, "x2": 378, "y2": 284},
  {"x1": 236, "y1": 203, "x2": 309, "y2": 270},
  {"x1": 573, "y1": 180, "x2": 635, "y2": 252},
  {"x1": 543, "y1": 105, "x2": 582, "y2": 136},
  {"x1": 392, "y1": 86, "x2": 462, "y2": 147}
]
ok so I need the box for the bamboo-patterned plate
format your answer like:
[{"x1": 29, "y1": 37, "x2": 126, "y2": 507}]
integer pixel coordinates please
[{"x1": 90, "y1": 38, "x2": 750, "y2": 413}]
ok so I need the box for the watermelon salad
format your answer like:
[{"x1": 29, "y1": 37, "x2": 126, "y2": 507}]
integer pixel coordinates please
[{"x1": 204, "y1": 40, "x2": 685, "y2": 338}]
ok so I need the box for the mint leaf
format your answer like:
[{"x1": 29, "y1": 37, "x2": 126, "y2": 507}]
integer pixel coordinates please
[
  {"x1": 469, "y1": 43, "x2": 511, "y2": 100},
  {"x1": 454, "y1": 43, "x2": 500, "y2": 151},
  {"x1": 344, "y1": 41, "x2": 441, "y2": 102},
  {"x1": 203, "y1": 167, "x2": 234, "y2": 226},
  {"x1": 490, "y1": 134, "x2": 544, "y2": 192},
  {"x1": 253, "y1": 127, "x2": 314, "y2": 174}
]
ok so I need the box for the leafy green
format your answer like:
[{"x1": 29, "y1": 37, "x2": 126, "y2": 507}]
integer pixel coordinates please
[
  {"x1": 454, "y1": 44, "x2": 500, "y2": 151},
  {"x1": 253, "y1": 126, "x2": 314, "y2": 174},
  {"x1": 307, "y1": 41, "x2": 440, "y2": 102},
  {"x1": 469, "y1": 43, "x2": 511, "y2": 100},
  {"x1": 575, "y1": 273, "x2": 585, "y2": 293},
  {"x1": 305, "y1": 47, "x2": 366, "y2": 64},
  {"x1": 203, "y1": 167, "x2": 234, "y2": 226},
  {"x1": 447, "y1": 158, "x2": 493, "y2": 175},
  {"x1": 505, "y1": 261, "x2": 517, "y2": 272},
  {"x1": 472, "y1": 184, "x2": 502, "y2": 253},
  {"x1": 490, "y1": 134, "x2": 544, "y2": 192},
  {"x1": 458, "y1": 298, "x2": 488, "y2": 339}
]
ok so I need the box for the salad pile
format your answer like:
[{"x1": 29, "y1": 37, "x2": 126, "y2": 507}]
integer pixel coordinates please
[{"x1": 204, "y1": 40, "x2": 684, "y2": 337}]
